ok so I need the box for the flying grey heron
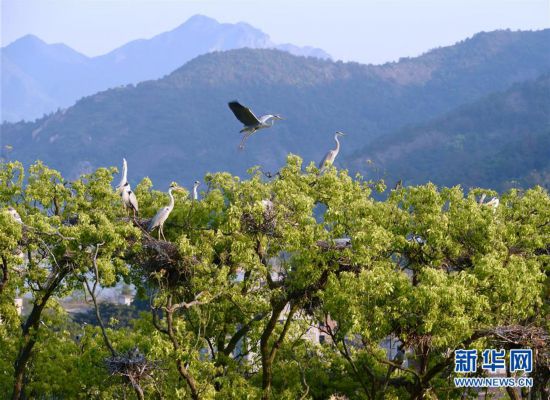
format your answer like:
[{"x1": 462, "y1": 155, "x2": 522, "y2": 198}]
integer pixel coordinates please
[
  {"x1": 318, "y1": 131, "x2": 345, "y2": 171},
  {"x1": 228, "y1": 101, "x2": 283, "y2": 149},
  {"x1": 193, "y1": 181, "x2": 200, "y2": 201},
  {"x1": 116, "y1": 158, "x2": 139, "y2": 216},
  {"x1": 148, "y1": 183, "x2": 184, "y2": 240},
  {"x1": 7, "y1": 207, "x2": 22, "y2": 224}
]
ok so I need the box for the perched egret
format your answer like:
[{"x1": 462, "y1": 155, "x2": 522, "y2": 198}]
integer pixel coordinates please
[
  {"x1": 193, "y1": 181, "x2": 200, "y2": 201},
  {"x1": 6, "y1": 207, "x2": 22, "y2": 224},
  {"x1": 319, "y1": 131, "x2": 345, "y2": 171},
  {"x1": 148, "y1": 183, "x2": 184, "y2": 240},
  {"x1": 116, "y1": 158, "x2": 139, "y2": 216}
]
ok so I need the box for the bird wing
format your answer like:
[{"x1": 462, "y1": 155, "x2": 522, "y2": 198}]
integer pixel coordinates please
[
  {"x1": 128, "y1": 190, "x2": 139, "y2": 212},
  {"x1": 319, "y1": 150, "x2": 335, "y2": 168},
  {"x1": 228, "y1": 101, "x2": 260, "y2": 126},
  {"x1": 147, "y1": 209, "x2": 164, "y2": 231}
]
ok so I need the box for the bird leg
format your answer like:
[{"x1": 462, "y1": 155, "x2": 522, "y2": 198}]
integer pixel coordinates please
[
  {"x1": 239, "y1": 132, "x2": 253, "y2": 150},
  {"x1": 157, "y1": 228, "x2": 161, "y2": 241}
]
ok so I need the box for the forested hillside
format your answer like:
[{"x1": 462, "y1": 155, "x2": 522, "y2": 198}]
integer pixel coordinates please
[
  {"x1": 2, "y1": 29, "x2": 550, "y2": 189},
  {"x1": 348, "y1": 73, "x2": 550, "y2": 191}
]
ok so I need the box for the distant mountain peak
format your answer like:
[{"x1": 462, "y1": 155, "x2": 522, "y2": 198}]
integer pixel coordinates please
[
  {"x1": 176, "y1": 14, "x2": 221, "y2": 30},
  {"x1": 4, "y1": 34, "x2": 46, "y2": 49},
  {"x1": 185, "y1": 14, "x2": 218, "y2": 24}
]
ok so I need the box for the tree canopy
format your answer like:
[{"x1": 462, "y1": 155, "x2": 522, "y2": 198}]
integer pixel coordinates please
[{"x1": 0, "y1": 157, "x2": 548, "y2": 399}]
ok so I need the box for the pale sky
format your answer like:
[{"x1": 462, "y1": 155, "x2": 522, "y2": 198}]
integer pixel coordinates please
[{"x1": 1, "y1": 0, "x2": 549, "y2": 64}]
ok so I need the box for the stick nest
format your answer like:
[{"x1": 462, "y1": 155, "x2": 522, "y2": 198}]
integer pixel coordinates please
[{"x1": 105, "y1": 348, "x2": 161, "y2": 381}]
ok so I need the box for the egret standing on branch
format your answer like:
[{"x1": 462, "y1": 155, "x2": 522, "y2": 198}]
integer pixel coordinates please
[
  {"x1": 319, "y1": 131, "x2": 345, "y2": 172},
  {"x1": 192, "y1": 181, "x2": 200, "y2": 201},
  {"x1": 116, "y1": 158, "x2": 139, "y2": 217},
  {"x1": 7, "y1": 207, "x2": 22, "y2": 224},
  {"x1": 228, "y1": 101, "x2": 283, "y2": 149},
  {"x1": 148, "y1": 183, "x2": 184, "y2": 240}
]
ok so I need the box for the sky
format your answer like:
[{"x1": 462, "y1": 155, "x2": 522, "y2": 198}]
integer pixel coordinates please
[{"x1": 1, "y1": 0, "x2": 549, "y2": 64}]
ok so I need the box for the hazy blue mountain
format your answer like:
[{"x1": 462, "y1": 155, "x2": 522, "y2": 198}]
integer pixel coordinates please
[
  {"x1": 2, "y1": 29, "x2": 550, "y2": 190},
  {"x1": 1, "y1": 15, "x2": 330, "y2": 122},
  {"x1": 347, "y1": 73, "x2": 550, "y2": 191},
  {"x1": 1, "y1": 35, "x2": 93, "y2": 121},
  {"x1": 90, "y1": 15, "x2": 330, "y2": 89}
]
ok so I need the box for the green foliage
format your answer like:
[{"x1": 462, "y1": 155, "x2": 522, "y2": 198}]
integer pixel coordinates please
[{"x1": 0, "y1": 158, "x2": 548, "y2": 399}]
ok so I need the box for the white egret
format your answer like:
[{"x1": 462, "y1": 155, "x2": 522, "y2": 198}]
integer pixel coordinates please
[
  {"x1": 148, "y1": 183, "x2": 184, "y2": 240},
  {"x1": 116, "y1": 158, "x2": 139, "y2": 216},
  {"x1": 319, "y1": 131, "x2": 345, "y2": 171}
]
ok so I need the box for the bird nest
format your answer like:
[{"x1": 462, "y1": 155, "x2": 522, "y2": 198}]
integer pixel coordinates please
[
  {"x1": 483, "y1": 325, "x2": 550, "y2": 367},
  {"x1": 485, "y1": 325, "x2": 549, "y2": 348},
  {"x1": 133, "y1": 234, "x2": 198, "y2": 288},
  {"x1": 316, "y1": 239, "x2": 352, "y2": 251},
  {"x1": 105, "y1": 348, "x2": 160, "y2": 382},
  {"x1": 241, "y1": 210, "x2": 277, "y2": 235},
  {"x1": 406, "y1": 334, "x2": 433, "y2": 349}
]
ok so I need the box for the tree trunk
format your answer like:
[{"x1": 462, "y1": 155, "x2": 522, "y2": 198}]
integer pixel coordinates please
[
  {"x1": 129, "y1": 376, "x2": 145, "y2": 400},
  {"x1": 12, "y1": 269, "x2": 67, "y2": 400},
  {"x1": 260, "y1": 301, "x2": 297, "y2": 400},
  {"x1": 260, "y1": 304, "x2": 284, "y2": 400},
  {"x1": 0, "y1": 256, "x2": 8, "y2": 295},
  {"x1": 165, "y1": 296, "x2": 200, "y2": 400}
]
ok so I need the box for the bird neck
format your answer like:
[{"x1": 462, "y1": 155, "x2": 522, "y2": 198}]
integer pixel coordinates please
[
  {"x1": 118, "y1": 162, "x2": 128, "y2": 190},
  {"x1": 263, "y1": 115, "x2": 275, "y2": 126},
  {"x1": 334, "y1": 134, "x2": 341, "y2": 152},
  {"x1": 193, "y1": 185, "x2": 199, "y2": 200},
  {"x1": 168, "y1": 189, "x2": 175, "y2": 210}
]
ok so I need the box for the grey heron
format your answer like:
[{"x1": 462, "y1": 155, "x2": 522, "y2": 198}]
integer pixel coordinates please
[
  {"x1": 478, "y1": 193, "x2": 487, "y2": 205},
  {"x1": 484, "y1": 197, "x2": 500, "y2": 210},
  {"x1": 394, "y1": 180, "x2": 403, "y2": 190},
  {"x1": 318, "y1": 131, "x2": 345, "y2": 171},
  {"x1": 116, "y1": 158, "x2": 139, "y2": 217},
  {"x1": 193, "y1": 181, "x2": 200, "y2": 201},
  {"x1": 7, "y1": 207, "x2": 22, "y2": 224},
  {"x1": 228, "y1": 101, "x2": 283, "y2": 149},
  {"x1": 408, "y1": 234, "x2": 426, "y2": 245},
  {"x1": 383, "y1": 346, "x2": 406, "y2": 391},
  {"x1": 148, "y1": 183, "x2": 184, "y2": 240},
  {"x1": 479, "y1": 193, "x2": 499, "y2": 210},
  {"x1": 260, "y1": 199, "x2": 273, "y2": 210}
]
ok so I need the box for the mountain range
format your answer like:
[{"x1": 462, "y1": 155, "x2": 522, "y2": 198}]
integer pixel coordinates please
[
  {"x1": 348, "y1": 73, "x2": 550, "y2": 191},
  {"x1": 2, "y1": 28, "x2": 549, "y2": 192},
  {"x1": 1, "y1": 15, "x2": 330, "y2": 122}
]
